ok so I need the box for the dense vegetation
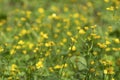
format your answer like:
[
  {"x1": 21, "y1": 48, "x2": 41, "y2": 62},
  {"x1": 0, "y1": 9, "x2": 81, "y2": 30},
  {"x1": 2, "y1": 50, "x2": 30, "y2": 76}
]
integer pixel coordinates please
[{"x1": 0, "y1": 0, "x2": 120, "y2": 80}]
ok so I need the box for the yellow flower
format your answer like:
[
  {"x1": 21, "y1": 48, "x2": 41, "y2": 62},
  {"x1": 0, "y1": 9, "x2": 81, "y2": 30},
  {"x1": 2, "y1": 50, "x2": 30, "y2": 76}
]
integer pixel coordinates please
[
  {"x1": 45, "y1": 41, "x2": 55, "y2": 47},
  {"x1": 38, "y1": 8, "x2": 44, "y2": 13},
  {"x1": 28, "y1": 43, "x2": 34, "y2": 49},
  {"x1": 18, "y1": 40, "x2": 24, "y2": 45},
  {"x1": 64, "y1": 7, "x2": 68, "y2": 12},
  {"x1": 73, "y1": 13, "x2": 79, "y2": 18},
  {"x1": 63, "y1": 63, "x2": 68, "y2": 68},
  {"x1": 62, "y1": 38, "x2": 67, "y2": 43},
  {"x1": 40, "y1": 32, "x2": 48, "y2": 39},
  {"x1": 91, "y1": 25, "x2": 96, "y2": 29},
  {"x1": 67, "y1": 31, "x2": 72, "y2": 36},
  {"x1": 10, "y1": 49, "x2": 16, "y2": 55},
  {"x1": 79, "y1": 29, "x2": 86, "y2": 34},
  {"x1": 104, "y1": 69, "x2": 108, "y2": 74},
  {"x1": 105, "y1": 48, "x2": 111, "y2": 51},
  {"x1": 45, "y1": 51, "x2": 50, "y2": 57},
  {"x1": 93, "y1": 51, "x2": 98, "y2": 56},
  {"x1": 11, "y1": 64, "x2": 17, "y2": 71},
  {"x1": 84, "y1": 27, "x2": 89, "y2": 30},
  {"x1": 113, "y1": 38, "x2": 119, "y2": 44},
  {"x1": 49, "y1": 67, "x2": 54, "y2": 72},
  {"x1": 36, "y1": 61, "x2": 43, "y2": 69},
  {"x1": 69, "y1": 45, "x2": 76, "y2": 51},
  {"x1": 97, "y1": 43, "x2": 107, "y2": 48},
  {"x1": 54, "y1": 65, "x2": 63, "y2": 69},
  {"x1": 26, "y1": 10, "x2": 31, "y2": 18},
  {"x1": 104, "y1": 67, "x2": 115, "y2": 75},
  {"x1": 22, "y1": 50, "x2": 27, "y2": 54},
  {"x1": 90, "y1": 61, "x2": 95, "y2": 65},
  {"x1": 105, "y1": 40, "x2": 111, "y2": 45},
  {"x1": 33, "y1": 47, "x2": 39, "y2": 53},
  {"x1": 71, "y1": 37, "x2": 77, "y2": 43},
  {"x1": 51, "y1": 6, "x2": 59, "y2": 12},
  {"x1": 112, "y1": 48, "x2": 119, "y2": 51},
  {"x1": 19, "y1": 29, "x2": 28, "y2": 36},
  {"x1": 21, "y1": 17, "x2": 26, "y2": 21},
  {"x1": 106, "y1": 6, "x2": 114, "y2": 11},
  {"x1": 0, "y1": 46, "x2": 4, "y2": 52},
  {"x1": 104, "y1": 0, "x2": 109, "y2": 3}
]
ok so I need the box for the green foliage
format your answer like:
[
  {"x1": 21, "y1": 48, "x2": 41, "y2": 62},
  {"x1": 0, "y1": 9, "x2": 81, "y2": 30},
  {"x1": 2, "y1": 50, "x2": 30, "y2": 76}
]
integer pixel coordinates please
[{"x1": 0, "y1": 0, "x2": 120, "y2": 80}]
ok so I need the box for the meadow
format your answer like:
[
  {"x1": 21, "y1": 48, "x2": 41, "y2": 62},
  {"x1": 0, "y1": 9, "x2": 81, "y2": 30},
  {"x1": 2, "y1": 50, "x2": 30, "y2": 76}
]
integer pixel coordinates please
[{"x1": 0, "y1": 0, "x2": 120, "y2": 80}]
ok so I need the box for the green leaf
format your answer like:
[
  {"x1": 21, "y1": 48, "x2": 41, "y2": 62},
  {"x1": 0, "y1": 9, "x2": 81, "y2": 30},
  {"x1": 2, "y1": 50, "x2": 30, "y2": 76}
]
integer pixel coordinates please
[{"x1": 70, "y1": 56, "x2": 87, "y2": 70}]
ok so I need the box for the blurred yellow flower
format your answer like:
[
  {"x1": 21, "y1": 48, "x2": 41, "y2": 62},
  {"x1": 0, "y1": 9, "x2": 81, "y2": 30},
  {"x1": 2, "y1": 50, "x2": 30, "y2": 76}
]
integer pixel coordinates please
[
  {"x1": 0, "y1": 46, "x2": 4, "y2": 52},
  {"x1": 36, "y1": 61, "x2": 43, "y2": 69},
  {"x1": 38, "y1": 8, "x2": 44, "y2": 13},
  {"x1": 79, "y1": 29, "x2": 86, "y2": 34}
]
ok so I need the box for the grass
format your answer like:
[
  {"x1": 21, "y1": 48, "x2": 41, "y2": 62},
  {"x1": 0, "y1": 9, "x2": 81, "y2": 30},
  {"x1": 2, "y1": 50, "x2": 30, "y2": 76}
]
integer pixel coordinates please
[{"x1": 0, "y1": 0, "x2": 120, "y2": 80}]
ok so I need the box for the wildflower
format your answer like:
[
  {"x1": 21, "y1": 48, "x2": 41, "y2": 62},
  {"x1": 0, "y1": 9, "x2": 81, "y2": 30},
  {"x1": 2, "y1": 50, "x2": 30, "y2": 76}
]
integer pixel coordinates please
[
  {"x1": 67, "y1": 31, "x2": 72, "y2": 36},
  {"x1": 104, "y1": 0, "x2": 109, "y2": 3},
  {"x1": 26, "y1": 10, "x2": 31, "y2": 18},
  {"x1": 93, "y1": 51, "x2": 98, "y2": 56},
  {"x1": 45, "y1": 41, "x2": 55, "y2": 47},
  {"x1": 64, "y1": 7, "x2": 68, "y2": 12},
  {"x1": 0, "y1": 46, "x2": 4, "y2": 53},
  {"x1": 63, "y1": 63, "x2": 68, "y2": 68},
  {"x1": 22, "y1": 50, "x2": 27, "y2": 54},
  {"x1": 11, "y1": 64, "x2": 17, "y2": 71},
  {"x1": 112, "y1": 48, "x2": 119, "y2": 51},
  {"x1": 52, "y1": 13, "x2": 57, "y2": 18},
  {"x1": 8, "y1": 77, "x2": 12, "y2": 80},
  {"x1": 49, "y1": 67, "x2": 54, "y2": 72},
  {"x1": 10, "y1": 49, "x2": 16, "y2": 55},
  {"x1": 36, "y1": 60, "x2": 43, "y2": 69},
  {"x1": 21, "y1": 17, "x2": 26, "y2": 21},
  {"x1": 51, "y1": 6, "x2": 59, "y2": 12},
  {"x1": 15, "y1": 45, "x2": 21, "y2": 49},
  {"x1": 97, "y1": 43, "x2": 107, "y2": 48},
  {"x1": 113, "y1": 38, "x2": 119, "y2": 44},
  {"x1": 104, "y1": 67, "x2": 115, "y2": 75},
  {"x1": 28, "y1": 43, "x2": 34, "y2": 49},
  {"x1": 87, "y1": 2, "x2": 93, "y2": 7},
  {"x1": 104, "y1": 69, "x2": 108, "y2": 74},
  {"x1": 91, "y1": 25, "x2": 96, "y2": 29},
  {"x1": 45, "y1": 51, "x2": 50, "y2": 57},
  {"x1": 10, "y1": 64, "x2": 19, "y2": 75},
  {"x1": 79, "y1": 29, "x2": 86, "y2": 34},
  {"x1": 69, "y1": 45, "x2": 76, "y2": 51},
  {"x1": 40, "y1": 32, "x2": 48, "y2": 39},
  {"x1": 106, "y1": 6, "x2": 114, "y2": 11},
  {"x1": 84, "y1": 26, "x2": 89, "y2": 30},
  {"x1": 18, "y1": 40, "x2": 24, "y2": 45},
  {"x1": 33, "y1": 47, "x2": 39, "y2": 53},
  {"x1": 105, "y1": 40, "x2": 111, "y2": 45},
  {"x1": 54, "y1": 65, "x2": 63, "y2": 69},
  {"x1": 73, "y1": 13, "x2": 79, "y2": 18},
  {"x1": 105, "y1": 47, "x2": 111, "y2": 51},
  {"x1": 71, "y1": 37, "x2": 77, "y2": 43},
  {"x1": 90, "y1": 61, "x2": 95, "y2": 65},
  {"x1": 14, "y1": 36, "x2": 19, "y2": 40},
  {"x1": 38, "y1": 8, "x2": 44, "y2": 13},
  {"x1": 19, "y1": 29, "x2": 28, "y2": 36},
  {"x1": 6, "y1": 26, "x2": 12, "y2": 32},
  {"x1": 62, "y1": 38, "x2": 67, "y2": 43}
]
